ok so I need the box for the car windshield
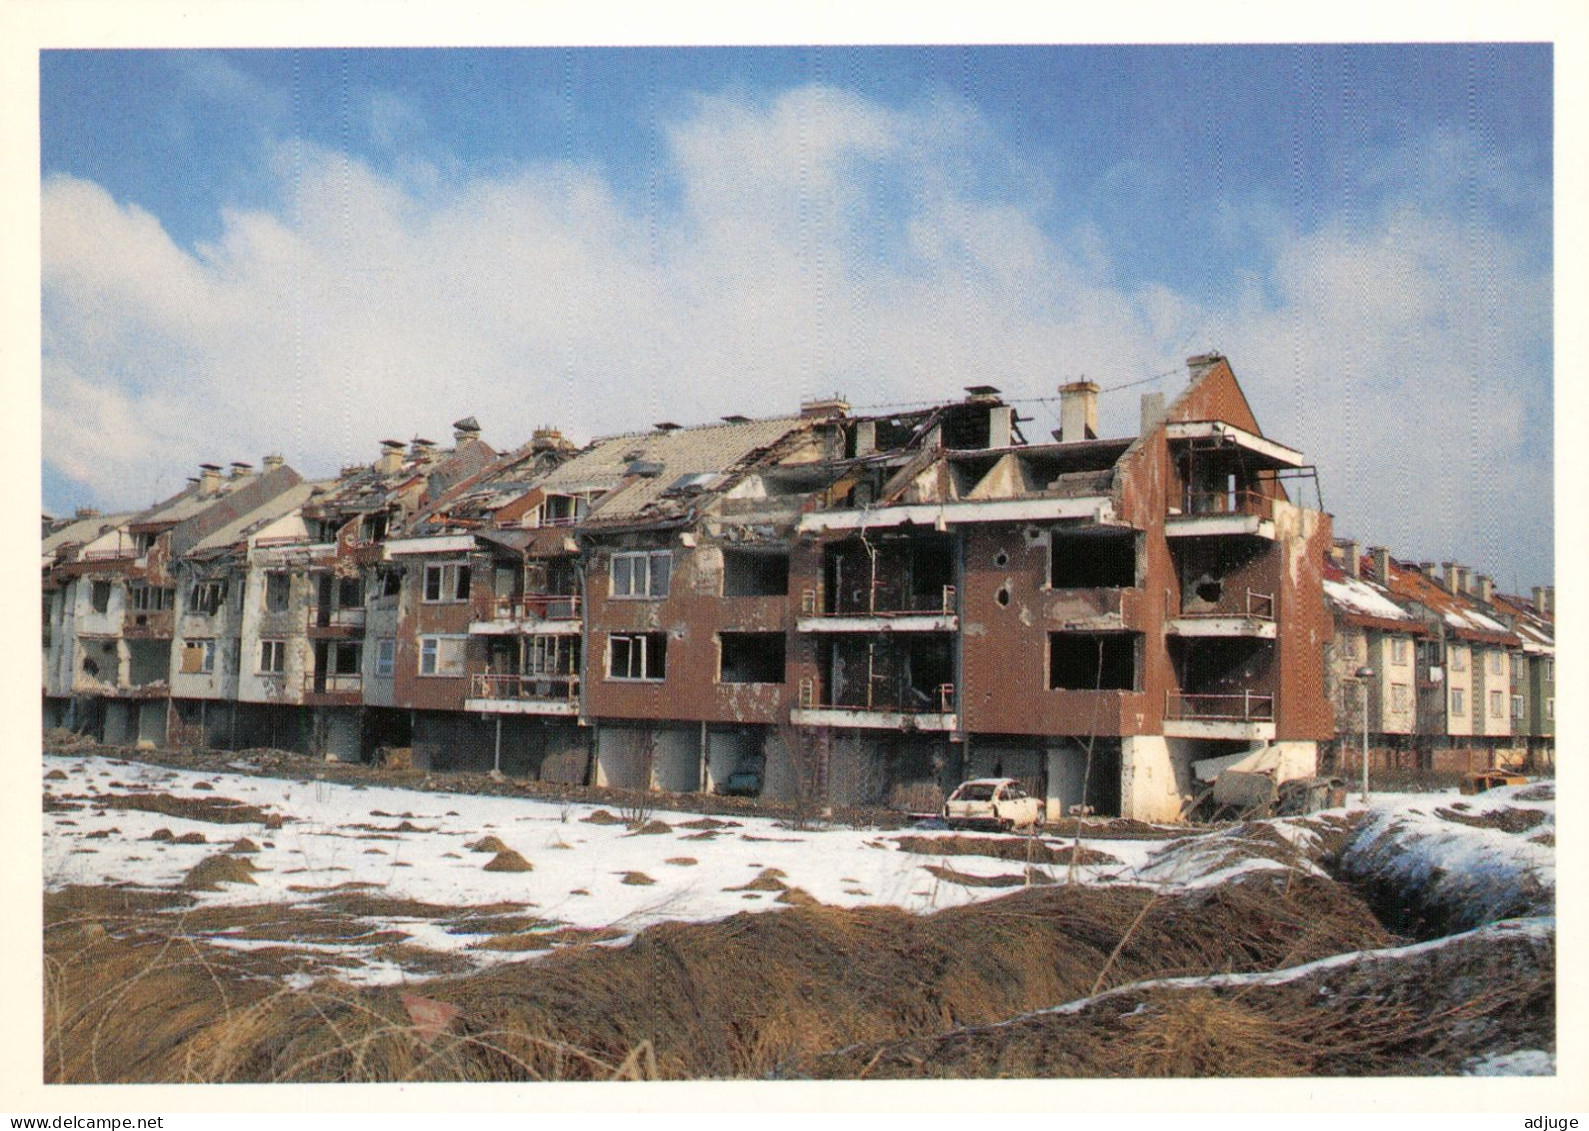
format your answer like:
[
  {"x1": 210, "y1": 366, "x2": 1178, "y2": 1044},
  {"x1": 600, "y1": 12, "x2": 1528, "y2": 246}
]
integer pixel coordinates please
[{"x1": 953, "y1": 783, "x2": 997, "y2": 801}]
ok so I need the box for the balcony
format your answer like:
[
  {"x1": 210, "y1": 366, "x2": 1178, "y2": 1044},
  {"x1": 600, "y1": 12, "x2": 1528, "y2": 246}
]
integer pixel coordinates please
[
  {"x1": 789, "y1": 677, "x2": 958, "y2": 731},
  {"x1": 1165, "y1": 490, "x2": 1278, "y2": 540},
  {"x1": 465, "y1": 672, "x2": 580, "y2": 716},
  {"x1": 1166, "y1": 587, "x2": 1277, "y2": 638},
  {"x1": 123, "y1": 609, "x2": 175, "y2": 639},
  {"x1": 470, "y1": 593, "x2": 582, "y2": 635},
  {"x1": 1163, "y1": 690, "x2": 1276, "y2": 741},
  {"x1": 308, "y1": 604, "x2": 367, "y2": 637},
  {"x1": 796, "y1": 584, "x2": 958, "y2": 634},
  {"x1": 304, "y1": 670, "x2": 363, "y2": 705}
]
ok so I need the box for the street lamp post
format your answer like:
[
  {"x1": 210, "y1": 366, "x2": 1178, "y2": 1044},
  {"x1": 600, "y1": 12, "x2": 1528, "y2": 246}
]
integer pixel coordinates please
[{"x1": 1356, "y1": 665, "x2": 1375, "y2": 803}]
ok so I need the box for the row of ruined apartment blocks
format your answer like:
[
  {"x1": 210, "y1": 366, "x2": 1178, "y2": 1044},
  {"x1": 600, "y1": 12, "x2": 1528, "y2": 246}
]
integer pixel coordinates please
[
  {"x1": 40, "y1": 355, "x2": 1551, "y2": 820},
  {"x1": 1320, "y1": 541, "x2": 1555, "y2": 775}
]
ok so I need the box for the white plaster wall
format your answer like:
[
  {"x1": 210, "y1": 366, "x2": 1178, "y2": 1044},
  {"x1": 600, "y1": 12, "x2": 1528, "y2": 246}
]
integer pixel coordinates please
[
  {"x1": 1446, "y1": 644, "x2": 1474, "y2": 737},
  {"x1": 1119, "y1": 735, "x2": 1194, "y2": 822},
  {"x1": 1045, "y1": 745, "x2": 1089, "y2": 821}
]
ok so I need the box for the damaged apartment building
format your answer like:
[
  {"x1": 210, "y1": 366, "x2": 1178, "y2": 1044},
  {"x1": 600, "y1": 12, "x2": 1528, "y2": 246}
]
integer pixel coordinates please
[
  {"x1": 43, "y1": 353, "x2": 1337, "y2": 822},
  {"x1": 1323, "y1": 545, "x2": 1554, "y2": 774}
]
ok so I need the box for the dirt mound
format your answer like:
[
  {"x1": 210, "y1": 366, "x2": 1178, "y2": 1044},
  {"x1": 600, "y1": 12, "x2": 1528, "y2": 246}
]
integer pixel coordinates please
[
  {"x1": 483, "y1": 850, "x2": 533, "y2": 873},
  {"x1": 922, "y1": 864, "x2": 1034, "y2": 888},
  {"x1": 44, "y1": 868, "x2": 1390, "y2": 1083},
  {"x1": 1514, "y1": 784, "x2": 1554, "y2": 802},
  {"x1": 90, "y1": 792, "x2": 272, "y2": 825},
  {"x1": 581, "y1": 810, "x2": 624, "y2": 826},
  {"x1": 619, "y1": 872, "x2": 655, "y2": 886},
  {"x1": 726, "y1": 868, "x2": 788, "y2": 892},
  {"x1": 466, "y1": 835, "x2": 511, "y2": 854},
  {"x1": 678, "y1": 817, "x2": 740, "y2": 830},
  {"x1": 788, "y1": 919, "x2": 1554, "y2": 1079},
  {"x1": 895, "y1": 835, "x2": 1119, "y2": 867},
  {"x1": 626, "y1": 820, "x2": 672, "y2": 836},
  {"x1": 45, "y1": 769, "x2": 68, "y2": 781},
  {"x1": 229, "y1": 838, "x2": 260, "y2": 854},
  {"x1": 179, "y1": 854, "x2": 259, "y2": 891}
]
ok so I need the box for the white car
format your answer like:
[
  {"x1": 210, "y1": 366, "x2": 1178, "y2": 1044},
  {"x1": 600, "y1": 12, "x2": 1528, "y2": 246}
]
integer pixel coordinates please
[{"x1": 942, "y1": 778, "x2": 1044, "y2": 832}]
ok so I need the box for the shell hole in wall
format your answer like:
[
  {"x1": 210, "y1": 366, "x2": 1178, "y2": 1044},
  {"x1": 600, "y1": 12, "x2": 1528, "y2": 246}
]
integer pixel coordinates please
[
  {"x1": 996, "y1": 586, "x2": 1011, "y2": 607},
  {"x1": 994, "y1": 550, "x2": 1009, "y2": 567}
]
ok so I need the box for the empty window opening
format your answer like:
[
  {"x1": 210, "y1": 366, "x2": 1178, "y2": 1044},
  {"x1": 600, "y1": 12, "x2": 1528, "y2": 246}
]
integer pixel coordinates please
[
  {"x1": 423, "y1": 562, "x2": 471, "y2": 603},
  {"x1": 996, "y1": 586, "x2": 1011, "y2": 607},
  {"x1": 722, "y1": 549, "x2": 790, "y2": 597},
  {"x1": 91, "y1": 581, "x2": 111, "y2": 613},
  {"x1": 525, "y1": 634, "x2": 580, "y2": 676},
  {"x1": 375, "y1": 638, "x2": 396, "y2": 678},
  {"x1": 720, "y1": 632, "x2": 786, "y2": 684},
  {"x1": 609, "y1": 632, "x2": 668, "y2": 681},
  {"x1": 265, "y1": 572, "x2": 291, "y2": 612},
  {"x1": 1050, "y1": 529, "x2": 1137, "y2": 588},
  {"x1": 1049, "y1": 633, "x2": 1140, "y2": 691},
  {"x1": 259, "y1": 639, "x2": 286, "y2": 674}
]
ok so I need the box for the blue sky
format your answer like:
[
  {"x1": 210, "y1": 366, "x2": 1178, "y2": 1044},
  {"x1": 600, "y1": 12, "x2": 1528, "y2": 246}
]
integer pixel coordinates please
[{"x1": 40, "y1": 44, "x2": 1553, "y2": 585}]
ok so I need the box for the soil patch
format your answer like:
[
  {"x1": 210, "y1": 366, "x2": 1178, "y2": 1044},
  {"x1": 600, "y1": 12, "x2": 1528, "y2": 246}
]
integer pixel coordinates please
[
  {"x1": 179, "y1": 854, "x2": 259, "y2": 891},
  {"x1": 581, "y1": 810, "x2": 625, "y2": 826},
  {"x1": 895, "y1": 835, "x2": 1120, "y2": 867},
  {"x1": 466, "y1": 835, "x2": 511, "y2": 854},
  {"x1": 1435, "y1": 807, "x2": 1548, "y2": 834},
  {"x1": 483, "y1": 850, "x2": 533, "y2": 873},
  {"x1": 626, "y1": 820, "x2": 672, "y2": 836},
  {"x1": 923, "y1": 864, "x2": 1048, "y2": 889},
  {"x1": 86, "y1": 792, "x2": 273, "y2": 826}
]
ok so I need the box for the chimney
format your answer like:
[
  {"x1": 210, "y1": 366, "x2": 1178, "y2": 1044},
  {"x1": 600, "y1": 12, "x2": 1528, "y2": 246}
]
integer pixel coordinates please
[
  {"x1": 1343, "y1": 541, "x2": 1361, "y2": 579},
  {"x1": 853, "y1": 419, "x2": 877, "y2": 457},
  {"x1": 1543, "y1": 587, "x2": 1554, "y2": 617},
  {"x1": 1186, "y1": 352, "x2": 1225, "y2": 381},
  {"x1": 229, "y1": 461, "x2": 253, "y2": 479},
  {"x1": 410, "y1": 437, "x2": 436, "y2": 458},
  {"x1": 530, "y1": 427, "x2": 566, "y2": 453},
  {"x1": 1419, "y1": 561, "x2": 1438, "y2": 578},
  {"x1": 1477, "y1": 575, "x2": 1494, "y2": 603},
  {"x1": 262, "y1": 454, "x2": 285, "y2": 472},
  {"x1": 1058, "y1": 380, "x2": 1099, "y2": 443},
  {"x1": 800, "y1": 394, "x2": 850, "y2": 420},
  {"x1": 452, "y1": 416, "x2": 481, "y2": 446},
  {"x1": 198, "y1": 463, "x2": 223, "y2": 495},
  {"x1": 1140, "y1": 391, "x2": 1166, "y2": 436},
  {"x1": 1370, "y1": 546, "x2": 1391, "y2": 585},
  {"x1": 376, "y1": 440, "x2": 405, "y2": 475},
  {"x1": 1456, "y1": 566, "x2": 1472, "y2": 595},
  {"x1": 987, "y1": 404, "x2": 1014, "y2": 448},
  {"x1": 1442, "y1": 562, "x2": 1460, "y2": 594}
]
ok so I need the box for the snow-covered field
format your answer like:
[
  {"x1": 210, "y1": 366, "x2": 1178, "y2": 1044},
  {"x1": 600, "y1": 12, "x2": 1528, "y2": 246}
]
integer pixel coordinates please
[{"x1": 43, "y1": 752, "x2": 1555, "y2": 989}]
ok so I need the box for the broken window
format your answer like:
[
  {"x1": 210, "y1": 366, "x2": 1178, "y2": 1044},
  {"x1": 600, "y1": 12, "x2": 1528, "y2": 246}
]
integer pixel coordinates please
[
  {"x1": 265, "y1": 572, "x2": 291, "y2": 613},
  {"x1": 375, "y1": 638, "x2": 396, "y2": 678},
  {"x1": 91, "y1": 581, "x2": 111, "y2": 613},
  {"x1": 608, "y1": 632, "x2": 667, "y2": 681},
  {"x1": 361, "y1": 513, "x2": 389, "y2": 543},
  {"x1": 380, "y1": 569, "x2": 402, "y2": 598},
  {"x1": 526, "y1": 634, "x2": 580, "y2": 676},
  {"x1": 722, "y1": 549, "x2": 790, "y2": 597},
  {"x1": 1050, "y1": 528, "x2": 1137, "y2": 588},
  {"x1": 423, "y1": 562, "x2": 471, "y2": 603},
  {"x1": 336, "y1": 575, "x2": 364, "y2": 609},
  {"x1": 541, "y1": 494, "x2": 586, "y2": 525},
  {"x1": 259, "y1": 639, "x2": 286, "y2": 674},
  {"x1": 180, "y1": 639, "x2": 216, "y2": 674},
  {"x1": 419, "y1": 635, "x2": 467, "y2": 676},
  {"x1": 1048, "y1": 633, "x2": 1140, "y2": 691},
  {"x1": 611, "y1": 551, "x2": 672, "y2": 599},
  {"x1": 189, "y1": 580, "x2": 227, "y2": 616},
  {"x1": 128, "y1": 584, "x2": 173, "y2": 612},
  {"x1": 719, "y1": 632, "x2": 786, "y2": 684}
]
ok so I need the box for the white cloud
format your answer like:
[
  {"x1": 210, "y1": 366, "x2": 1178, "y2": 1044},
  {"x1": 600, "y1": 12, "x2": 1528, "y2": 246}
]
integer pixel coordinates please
[{"x1": 41, "y1": 84, "x2": 1550, "y2": 581}]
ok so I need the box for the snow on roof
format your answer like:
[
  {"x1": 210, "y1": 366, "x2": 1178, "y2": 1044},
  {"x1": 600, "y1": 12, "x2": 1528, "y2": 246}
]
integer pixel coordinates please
[{"x1": 1323, "y1": 576, "x2": 1413, "y2": 623}]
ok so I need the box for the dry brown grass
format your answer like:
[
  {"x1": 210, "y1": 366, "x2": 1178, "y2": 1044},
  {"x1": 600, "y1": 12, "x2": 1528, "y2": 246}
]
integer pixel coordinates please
[
  {"x1": 465, "y1": 835, "x2": 511, "y2": 854},
  {"x1": 788, "y1": 915, "x2": 1554, "y2": 1079},
  {"x1": 1435, "y1": 807, "x2": 1549, "y2": 834},
  {"x1": 482, "y1": 850, "x2": 533, "y2": 873},
  {"x1": 180, "y1": 854, "x2": 259, "y2": 891},
  {"x1": 45, "y1": 870, "x2": 1396, "y2": 1083}
]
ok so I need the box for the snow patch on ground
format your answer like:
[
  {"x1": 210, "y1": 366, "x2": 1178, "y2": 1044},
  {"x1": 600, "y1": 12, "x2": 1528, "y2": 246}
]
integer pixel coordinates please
[{"x1": 1463, "y1": 1049, "x2": 1556, "y2": 1076}]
